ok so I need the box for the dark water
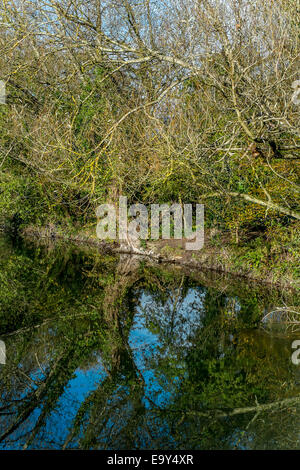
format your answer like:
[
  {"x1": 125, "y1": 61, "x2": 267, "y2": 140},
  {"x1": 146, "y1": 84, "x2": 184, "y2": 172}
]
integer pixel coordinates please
[{"x1": 0, "y1": 235, "x2": 299, "y2": 450}]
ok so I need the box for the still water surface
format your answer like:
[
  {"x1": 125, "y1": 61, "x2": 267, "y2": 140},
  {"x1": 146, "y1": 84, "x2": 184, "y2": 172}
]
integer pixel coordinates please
[{"x1": 0, "y1": 235, "x2": 299, "y2": 449}]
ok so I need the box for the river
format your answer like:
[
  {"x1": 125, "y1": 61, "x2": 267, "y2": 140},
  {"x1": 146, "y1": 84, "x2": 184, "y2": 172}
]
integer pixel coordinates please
[{"x1": 0, "y1": 235, "x2": 299, "y2": 450}]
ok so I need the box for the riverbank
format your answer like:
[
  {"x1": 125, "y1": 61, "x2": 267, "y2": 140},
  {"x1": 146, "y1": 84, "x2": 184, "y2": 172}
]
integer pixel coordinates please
[{"x1": 6, "y1": 223, "x2": 297, "y2": 290}]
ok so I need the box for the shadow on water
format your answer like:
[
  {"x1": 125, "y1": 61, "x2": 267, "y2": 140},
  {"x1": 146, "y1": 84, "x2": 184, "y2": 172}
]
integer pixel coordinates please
[{"x1": 0, "y1": 235, "x2": 299, "y2": 450}]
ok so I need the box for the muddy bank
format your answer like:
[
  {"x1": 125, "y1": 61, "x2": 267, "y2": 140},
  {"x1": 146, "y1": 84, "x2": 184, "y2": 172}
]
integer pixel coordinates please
[{"x1": 9, "y1": 224, "x2": 297, "y2": 291}]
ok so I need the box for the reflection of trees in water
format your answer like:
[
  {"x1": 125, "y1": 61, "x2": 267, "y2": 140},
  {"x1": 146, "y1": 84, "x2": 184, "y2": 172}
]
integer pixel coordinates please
[
  {"x1": 0, "y1": 238, "x2": 299, "y2": 449},
  {"x1": 63, "y1": 255, "x2": 147, "y2": 449},
  {"x1": 0, "y1": 251, "x2": 151, "y2": 449}
]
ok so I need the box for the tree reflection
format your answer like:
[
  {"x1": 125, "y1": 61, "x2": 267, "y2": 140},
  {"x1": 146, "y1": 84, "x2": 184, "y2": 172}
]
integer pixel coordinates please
[{"x1": 0, "y1": 236, "x2": 299, "y2": 449}]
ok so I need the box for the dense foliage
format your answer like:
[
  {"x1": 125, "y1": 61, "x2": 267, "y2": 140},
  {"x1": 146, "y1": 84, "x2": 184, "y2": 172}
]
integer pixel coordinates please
[{"x1": 0, "y1": 1, "x2": 299, "y2": 256}]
